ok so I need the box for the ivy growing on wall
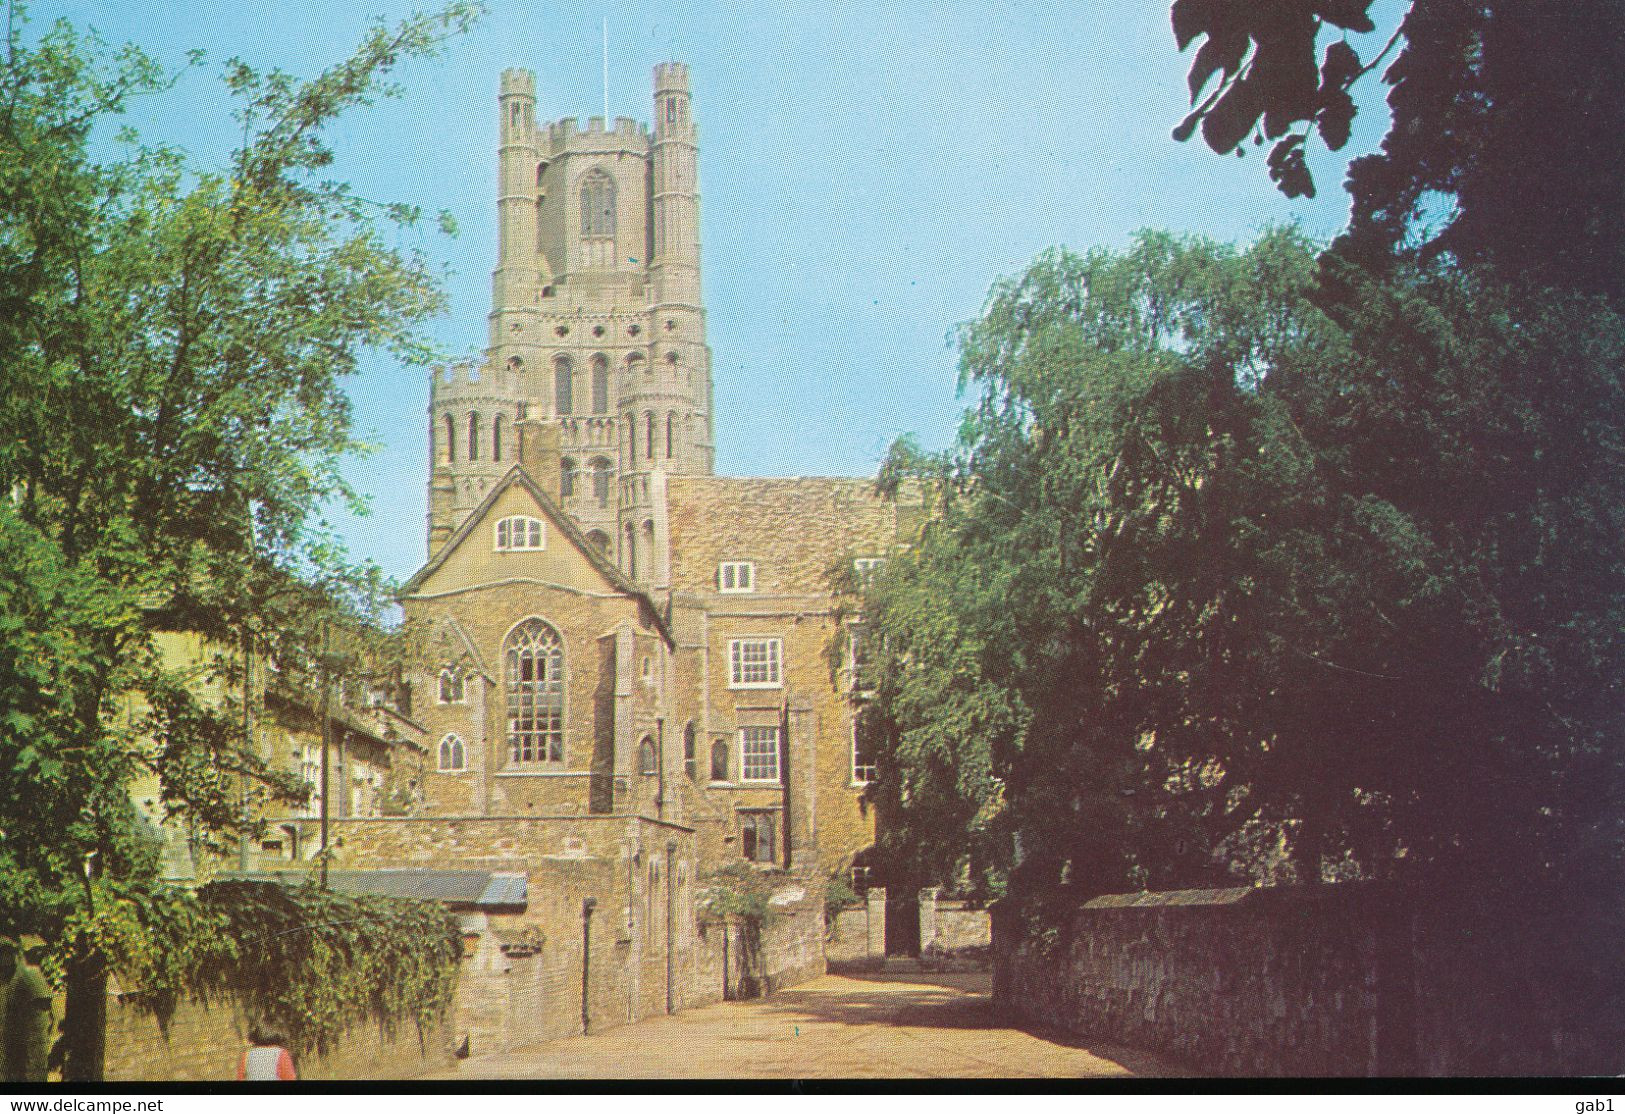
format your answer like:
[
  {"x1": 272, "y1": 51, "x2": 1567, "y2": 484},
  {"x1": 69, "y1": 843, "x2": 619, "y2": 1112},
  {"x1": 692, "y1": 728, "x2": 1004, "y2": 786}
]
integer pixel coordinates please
[{"x1": 50, "y1": 880, "x2": 461, "y2": 1056}]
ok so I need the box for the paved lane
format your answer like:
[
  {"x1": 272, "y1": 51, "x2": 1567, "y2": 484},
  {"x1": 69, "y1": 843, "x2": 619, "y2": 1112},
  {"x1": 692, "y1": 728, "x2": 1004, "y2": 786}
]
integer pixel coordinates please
[{"x1": 433, "y1": 969, "x2": 1189, "y2": 1079}]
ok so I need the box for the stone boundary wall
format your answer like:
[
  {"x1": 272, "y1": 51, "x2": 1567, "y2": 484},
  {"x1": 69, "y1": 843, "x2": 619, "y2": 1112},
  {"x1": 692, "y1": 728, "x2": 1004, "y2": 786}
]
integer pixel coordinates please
[
  {"x1": 104, "y1": 984, "x2": 454, "y2": 1082},
  {"x1": 826, "y1": 888, "x2": 991, "y2": 964},
  {"x1": 993, "y1": 883, "x2": 1625, "y2": 1077}
]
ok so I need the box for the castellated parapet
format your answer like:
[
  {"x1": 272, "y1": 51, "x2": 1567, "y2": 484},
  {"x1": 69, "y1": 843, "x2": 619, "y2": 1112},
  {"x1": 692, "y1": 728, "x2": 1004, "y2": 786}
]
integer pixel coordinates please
[{"x1": 429, "y1": 63, "x2": 715, "y2": 569}]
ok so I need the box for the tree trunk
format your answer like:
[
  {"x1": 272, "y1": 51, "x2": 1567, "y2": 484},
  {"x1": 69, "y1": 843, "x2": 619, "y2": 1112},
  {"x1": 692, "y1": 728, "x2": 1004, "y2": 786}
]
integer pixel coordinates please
[{"x1": 60, "y1": 948, "x2": 106, "y2": 1083}]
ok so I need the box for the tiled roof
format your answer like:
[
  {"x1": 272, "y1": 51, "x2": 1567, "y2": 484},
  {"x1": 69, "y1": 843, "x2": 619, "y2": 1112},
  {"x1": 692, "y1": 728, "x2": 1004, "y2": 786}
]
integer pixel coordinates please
[{"x1": 665, "y1": 476, "x2": 909, "y2": 595}]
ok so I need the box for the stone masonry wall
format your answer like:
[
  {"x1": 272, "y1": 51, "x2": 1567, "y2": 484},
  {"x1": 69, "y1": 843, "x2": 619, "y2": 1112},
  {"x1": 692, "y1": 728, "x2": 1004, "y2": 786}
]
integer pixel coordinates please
[
  {"x1": 994, "y1": 886, "x2": 1384, "y2": 1077},
  {"x1": 928, "y1": 900, "x2": 992, "y2": 955},
  {"x1": 993, "y1": 883, "x2": 1625, "y2": 1077},
  {"x1": 104, "y1": 984, "x2": 454, "y2": 1082},
  {"x1": 826, "y1": 889, "x2": 990, "y2": 964}
]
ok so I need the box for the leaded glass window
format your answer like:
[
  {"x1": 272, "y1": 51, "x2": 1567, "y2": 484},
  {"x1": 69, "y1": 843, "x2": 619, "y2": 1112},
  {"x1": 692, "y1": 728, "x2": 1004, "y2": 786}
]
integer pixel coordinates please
[{"x1": 505, "y1": 619, "x2": 564, "y2": 764}]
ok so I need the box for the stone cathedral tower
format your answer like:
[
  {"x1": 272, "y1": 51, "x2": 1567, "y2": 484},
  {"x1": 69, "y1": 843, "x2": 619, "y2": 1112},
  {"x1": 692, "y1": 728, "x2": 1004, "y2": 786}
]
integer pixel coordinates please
[{"x1": 428, "y1": 63, "x2": 715, "y2": 584}]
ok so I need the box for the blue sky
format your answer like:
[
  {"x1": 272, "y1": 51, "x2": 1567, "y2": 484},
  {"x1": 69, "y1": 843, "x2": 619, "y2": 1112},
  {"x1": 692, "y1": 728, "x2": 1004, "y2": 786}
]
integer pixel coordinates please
[{"x1": 53, "y1": 1, "x2": 1403, "y2": 582}]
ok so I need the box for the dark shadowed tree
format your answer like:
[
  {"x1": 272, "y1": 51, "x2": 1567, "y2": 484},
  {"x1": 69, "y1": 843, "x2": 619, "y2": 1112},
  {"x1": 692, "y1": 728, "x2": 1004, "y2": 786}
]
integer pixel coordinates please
[{"x1": 1172, "y1": 1, "x2": 1625, "y2": 306}]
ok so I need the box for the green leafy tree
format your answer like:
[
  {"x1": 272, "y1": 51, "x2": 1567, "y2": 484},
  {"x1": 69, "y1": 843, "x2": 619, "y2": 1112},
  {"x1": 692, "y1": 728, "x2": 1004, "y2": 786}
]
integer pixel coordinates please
[
  {"x1": 0, "y1": 2, "x2": 480, "y2": 1079},
  {"x1": 866, "y1": 227, "x2": 1625, "y2": 912},
  {"x1": 848, "y1": 491, "x2": 1021, "y2": 902}
]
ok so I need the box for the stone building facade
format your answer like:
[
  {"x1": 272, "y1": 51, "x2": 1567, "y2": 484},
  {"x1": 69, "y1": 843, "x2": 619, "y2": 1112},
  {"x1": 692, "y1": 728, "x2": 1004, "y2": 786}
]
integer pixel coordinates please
[
  {"x1": 412, "y1": 64, "x2": 917, "y2": 887},
  {"x1": 103, "y1": 63, "x2": 888, "y2": 1078}
]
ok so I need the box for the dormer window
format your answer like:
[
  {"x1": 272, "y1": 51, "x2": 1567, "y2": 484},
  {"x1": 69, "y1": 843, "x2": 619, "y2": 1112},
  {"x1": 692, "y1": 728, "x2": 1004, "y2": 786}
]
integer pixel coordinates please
[
  {"x1": 718, "y1": 561, "x2": 755, "y2": 593},
  {"x1": 495, "y1": 515, "x2": 545, "y2": 551}
]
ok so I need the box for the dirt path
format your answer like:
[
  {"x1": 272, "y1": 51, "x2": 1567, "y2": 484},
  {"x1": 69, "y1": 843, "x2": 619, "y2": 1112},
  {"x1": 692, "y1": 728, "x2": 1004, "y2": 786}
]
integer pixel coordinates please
[{"x1": 431, "y1": 969, "x2": 1190, "y2": 1079}]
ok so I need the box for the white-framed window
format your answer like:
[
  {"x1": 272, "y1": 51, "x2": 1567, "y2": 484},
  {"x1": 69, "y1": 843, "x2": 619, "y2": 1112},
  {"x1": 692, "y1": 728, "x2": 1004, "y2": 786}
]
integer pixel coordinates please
[
  {"x1": 853, "y1": 556, "x2": 886, "y2": 585},
  {"x1": 718, "y1": 561, "x2": 755, "y2": 593},
  {"x1": 851, "y1": 723, "x2": 876, "y2": 786},
  {"x1": 740, "y1": 725, "x2": 780, "y2": 783},
  {"x1": 495, "y1": 515, "x2": 545, "y2": 551},
  {"x1": 438, "y1": 733, "x2": 466, "y2": 772},
  {"x1": 437, "y1": 668, "x2": 465, "y2": 704},
  {"x1": 727, "y1": 638, "x2": 782, "y2": 689}
]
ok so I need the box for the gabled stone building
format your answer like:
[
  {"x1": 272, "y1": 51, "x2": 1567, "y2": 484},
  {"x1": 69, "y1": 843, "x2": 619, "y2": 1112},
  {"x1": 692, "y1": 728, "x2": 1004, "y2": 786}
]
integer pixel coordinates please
[{"x1": 411, "y1": 64, "x2": 919, "y2": 884}]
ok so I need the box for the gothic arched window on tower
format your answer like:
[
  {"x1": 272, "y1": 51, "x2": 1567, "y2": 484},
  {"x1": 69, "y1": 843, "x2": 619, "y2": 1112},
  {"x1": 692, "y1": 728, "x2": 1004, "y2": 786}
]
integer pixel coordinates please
[
  {"x1": 683, "y1": 722, "x2": 697, "y2": 780},
  {"x1": 438, "y1": 733, "x2": 466, "y2": 773},
  {"x1": 638, "y1": 736, "x2": 657, "y2": 776},
  {"x1": 560, "y1": 457, "x2": 578, "y2": 499},
  {"x1": 492, "y1": 413, "x2": 505, "y2": 462},
  {"x1": 710, "y1": 739, "x2": 730, "y2": 783},
  {"x1": 624, "y1": 524, "x2": 637, "y2": 580},
  {"x1": 585, "y1": 529, "x2": 610, "y2": 555},
  {"x1": 580, "y1": 170, "x2": 616, "y2": 238},
  {"x1": 591, "y1": 355, "x2": 610, "y2": 414},
  {"x1": 467, "y1": 412, "x2": 481, "y2": 461},
  {"x1": 554, "y1": 356, "x2": 574, "y2": 416},
  {"x1": 505, "y1": 618, "x2": 564, "y2": 765},
  {"x1": 666, "y1": 412, "x2": 675, "y2": 459},
  {"x1": 590, "y1": 457, "x2": 612, "y2": 507},
  {"x1": 440, "y1": 413, "x2": 455, "y2": 465},
  {"x1": 645, "y1": 412, "x2": 655, "y2": 461}
]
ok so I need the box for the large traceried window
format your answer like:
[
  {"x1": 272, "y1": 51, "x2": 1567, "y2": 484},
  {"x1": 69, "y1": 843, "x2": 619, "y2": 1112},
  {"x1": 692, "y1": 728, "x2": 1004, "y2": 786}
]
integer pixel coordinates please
[
  {"x1": 505, "y1": 619, "x2": 564, "y2": 765},
  {"x1": 728, "y1": 638, "x2": 782, "y2": 689},
  {"x1": 740, "y1": 725, "x2": 781, "y2": 783},
  {"x1": 438, "y1": 734, "x2": 466, "y2": 772},
  {"x1": 580, "y1": 170, "x2": 616, "y2": 237}
]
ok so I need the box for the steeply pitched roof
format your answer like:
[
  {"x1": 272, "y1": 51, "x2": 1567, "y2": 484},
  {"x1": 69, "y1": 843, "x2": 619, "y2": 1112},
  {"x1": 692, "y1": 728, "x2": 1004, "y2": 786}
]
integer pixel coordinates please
[
  {"x1": 433, "y1": 614, "x2": 493, "y2": 683},
  {"x1": 401, "y1": 465, "x2": 672, "y2": 643}
]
